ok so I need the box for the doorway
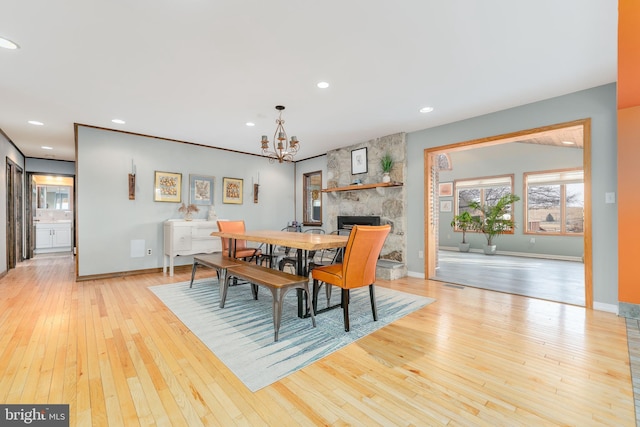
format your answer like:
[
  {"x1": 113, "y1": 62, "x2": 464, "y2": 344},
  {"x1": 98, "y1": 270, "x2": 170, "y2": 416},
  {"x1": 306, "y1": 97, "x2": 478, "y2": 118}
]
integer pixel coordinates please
[
  {"x1": 30, "y1": 174, "x2": 75, "y2": 257},
  {"x1": 6, "y1": 158, "x2": 24, "y2": 269},
  {"x1": 424, "y1": 119, "x2": 592, "y2": 308}
]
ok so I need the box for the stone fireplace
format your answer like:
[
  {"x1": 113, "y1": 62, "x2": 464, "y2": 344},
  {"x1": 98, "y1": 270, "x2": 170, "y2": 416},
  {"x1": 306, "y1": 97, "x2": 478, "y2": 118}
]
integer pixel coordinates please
[{"x1": 325, "y1": 133, "x2": 407, "y2": 279}]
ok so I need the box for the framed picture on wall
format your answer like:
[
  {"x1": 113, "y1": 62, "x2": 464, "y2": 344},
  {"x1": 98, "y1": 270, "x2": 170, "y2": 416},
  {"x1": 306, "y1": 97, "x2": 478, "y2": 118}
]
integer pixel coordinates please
[
  {"x1": 351, "y1": 147, "x2": 368, "y2": 174},
  {"x1": 440, "y1": 200, "x2": 452, "y2": 212},
  {"x1": 222, "y1": 177, "x2": 243, "y2": 204},
  {"x1": 154, "y1": 171, "x2": 182, "y2": 202},
  {"x1": 438, "y1": 182, "x2": 453, "y2": 197},
  {"x1": 189, "y1": 174, "x2": 215, "y2": 206}
]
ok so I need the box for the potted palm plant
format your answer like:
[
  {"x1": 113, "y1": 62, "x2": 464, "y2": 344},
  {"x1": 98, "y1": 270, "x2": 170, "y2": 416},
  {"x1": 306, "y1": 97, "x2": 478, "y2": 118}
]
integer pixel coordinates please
[
  {"x1": 468, "y1": 193, "x2": 520, "y2": 255},
  {"x1": 450, "y1": 211, "x2": 476, "y2": 252}
]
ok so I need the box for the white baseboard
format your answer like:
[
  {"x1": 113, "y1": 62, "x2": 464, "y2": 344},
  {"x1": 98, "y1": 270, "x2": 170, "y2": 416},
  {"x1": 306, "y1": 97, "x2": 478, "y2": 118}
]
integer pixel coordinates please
[
  {"x1": 593, "y1": 301, "x2": 618, "y2": 314},
  {"x1": 407, "y1": 271, "x2": 425, "y2": 279},
  {"x1": 439, "y1": 246, "x2": 583, "y2": 262}
]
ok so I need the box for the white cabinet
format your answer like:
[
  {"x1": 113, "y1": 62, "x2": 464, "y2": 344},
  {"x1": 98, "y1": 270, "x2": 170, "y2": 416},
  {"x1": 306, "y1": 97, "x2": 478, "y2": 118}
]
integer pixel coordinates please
[
  {"x1": 35, "y1": 226, "x2": 53, "y2": 249},
  {"x1": 35, "y1": 222, "x2": 72, "y2": 252},
  {"x1": 52, "y1": 223, "x2": 72, "y2": 247},
  {"x1": 163, "y1": 220, "x2": 221, "y2": 276}
]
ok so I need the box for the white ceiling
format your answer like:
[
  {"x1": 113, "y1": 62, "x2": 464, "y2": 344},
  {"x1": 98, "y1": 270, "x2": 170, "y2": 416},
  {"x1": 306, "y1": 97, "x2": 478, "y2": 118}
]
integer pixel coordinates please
[{"x1": 0, "y1": 1, "x2": 617, "y2": 162}]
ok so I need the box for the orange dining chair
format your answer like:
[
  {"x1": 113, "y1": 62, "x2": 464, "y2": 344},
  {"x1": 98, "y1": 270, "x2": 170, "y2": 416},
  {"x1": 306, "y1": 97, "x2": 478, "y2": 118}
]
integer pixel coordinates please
[
  {"x1": 311, "y1": 224, "x2": 391, "y2": 332},
  {"x1": 308, "y1": 229, "x2": 349, "y2": 305},
  {"x1": 216, "y1": 220, "x2": 262, "y2": 263}
]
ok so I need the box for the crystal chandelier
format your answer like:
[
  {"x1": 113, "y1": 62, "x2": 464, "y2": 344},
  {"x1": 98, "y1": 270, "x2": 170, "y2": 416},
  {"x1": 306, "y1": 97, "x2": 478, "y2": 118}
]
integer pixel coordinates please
[{"x1": 260, "y1": 105, "x2": 299, "y2": 163}]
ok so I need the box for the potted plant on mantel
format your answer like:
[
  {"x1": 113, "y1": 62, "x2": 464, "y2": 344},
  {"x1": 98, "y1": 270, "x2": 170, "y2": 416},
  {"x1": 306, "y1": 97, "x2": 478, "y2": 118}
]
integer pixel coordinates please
[
  {"x1": 468, "y1": 193, "x2": 520, "y2": 255},
  {"x1": 381, "y1": 153, "x2": 393, "y2": 183},
  {"x1": 450, "y1": 211, "x2": 476, "y2": 252}
]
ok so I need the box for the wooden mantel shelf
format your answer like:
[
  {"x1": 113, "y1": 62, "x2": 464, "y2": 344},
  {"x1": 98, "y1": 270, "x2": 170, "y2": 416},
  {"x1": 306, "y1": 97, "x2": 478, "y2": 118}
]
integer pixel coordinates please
[{"x1": 321, "y1": 182, "x2": 403, "y2": 193}]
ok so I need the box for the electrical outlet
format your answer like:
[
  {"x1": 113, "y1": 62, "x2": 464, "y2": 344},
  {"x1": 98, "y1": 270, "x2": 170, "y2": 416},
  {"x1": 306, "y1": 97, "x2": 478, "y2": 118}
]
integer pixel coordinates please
[
  {"x1": 147, "y1": 249, "x2": 152, "y2": 255},
  {"x1": 418, "y1": 250, "x2": 424, "y2": 259},
  {"x1": 529, "y1": 237, "x2": 535, "y2": 244}
]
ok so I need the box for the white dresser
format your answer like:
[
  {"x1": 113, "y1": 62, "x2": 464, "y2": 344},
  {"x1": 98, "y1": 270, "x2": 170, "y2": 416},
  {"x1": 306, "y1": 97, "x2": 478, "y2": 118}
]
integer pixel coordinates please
[{"x1": 163, "y1": 219, "x2": 221, "y2": 276}]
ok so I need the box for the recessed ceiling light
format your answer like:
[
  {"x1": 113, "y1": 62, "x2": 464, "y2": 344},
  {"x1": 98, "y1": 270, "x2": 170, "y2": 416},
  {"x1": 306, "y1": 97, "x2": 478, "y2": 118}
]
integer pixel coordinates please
[
  {"x1": 28, "y1": 120, "x2": 44, "y2": 126},
  {"x1": 561, "y1": 140, "x2": 575, "y2": 145},
  {"x1": 317, "y1": 81, "x2": 330, "y2": 89},
  {"x1": 112, "y1": 119, "x2": 125, "y2": 124},
  {"x1": 0, "y1": 36, "x2": 19, "y2": 50},
  {"x1": 246, "y1": 122, "x2": 255, "y2": 127},
  {"x1": 419, "y1": 106, "x2": 434, "y2": 113},
  {"x1": 41, "y1": 146, "x2": 53, "y2": 150}
]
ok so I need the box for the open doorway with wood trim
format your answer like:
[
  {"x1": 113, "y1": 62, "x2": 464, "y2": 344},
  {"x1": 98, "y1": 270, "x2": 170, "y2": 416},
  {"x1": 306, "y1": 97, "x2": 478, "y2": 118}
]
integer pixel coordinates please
[{"x1": 424, "y1": 119, "x2": 592, "y2": 308}]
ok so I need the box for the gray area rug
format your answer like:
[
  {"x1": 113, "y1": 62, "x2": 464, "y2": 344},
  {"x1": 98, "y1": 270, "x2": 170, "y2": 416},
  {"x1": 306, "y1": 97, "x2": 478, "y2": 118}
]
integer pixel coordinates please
[{"x1": 150, "y1": 279, "x2": 435, "y2": 391}]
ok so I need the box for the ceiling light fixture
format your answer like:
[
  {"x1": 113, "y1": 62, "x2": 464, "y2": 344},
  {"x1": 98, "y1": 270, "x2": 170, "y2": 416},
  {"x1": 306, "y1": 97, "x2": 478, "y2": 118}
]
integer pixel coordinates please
[
  {"x1": 260, "y1": 105, "x2": 299, "y2": 163},
  {"x1": 317, "y1": 81, "x2": 329, "y2": 89},
  {"x1": 246, "y1": 122, "x2": 255, "y2": 127},
  {"x1": 112, "y1": 119, "x2": 125, "y2": 124},
  {"x1": 41, "y1": 146, "x2": 53, "y2": 150},
  {"x1": 28, "y1": 120, "x2": 44, "y2": 126},
  {"x1": 419, "y1": 106, "x2": 434, "y2": 113},
  {"x1": 561, "y1": 140, "x2": 575, "y2": 145},
  {"x1": 0, "y1": 36, "x2": 19, "y2": 50}
]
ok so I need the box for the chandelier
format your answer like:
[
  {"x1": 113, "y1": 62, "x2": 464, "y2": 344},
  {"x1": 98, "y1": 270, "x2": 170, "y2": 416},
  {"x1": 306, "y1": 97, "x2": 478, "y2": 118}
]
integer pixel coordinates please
[{"x1": 260, "y1": 105, "x2": 299, "y2": 163}]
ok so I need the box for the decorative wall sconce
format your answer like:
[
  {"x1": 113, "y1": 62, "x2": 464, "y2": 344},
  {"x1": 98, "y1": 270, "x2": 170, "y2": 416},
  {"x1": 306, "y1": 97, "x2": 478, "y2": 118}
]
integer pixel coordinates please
[
  {"x1": 129, "y1": 160, "x2": 136, "y2": 200},
  {"x1": 253, "y1": 173, "x2": 260, "y2": 203}
]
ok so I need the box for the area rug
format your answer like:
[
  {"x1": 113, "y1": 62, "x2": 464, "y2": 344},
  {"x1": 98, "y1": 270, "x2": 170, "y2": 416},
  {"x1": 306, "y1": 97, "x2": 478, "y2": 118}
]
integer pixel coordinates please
[{"x1": 149, "y1": 279, "x2": 435, "y2": 391}]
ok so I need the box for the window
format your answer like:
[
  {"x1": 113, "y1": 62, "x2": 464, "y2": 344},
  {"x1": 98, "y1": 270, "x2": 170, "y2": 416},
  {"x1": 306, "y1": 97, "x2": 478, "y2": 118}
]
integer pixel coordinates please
[
  {"x1": 454, "y1": 174, "x2": 514, "y2": 216},
  {"x1": 302, "y1": 171, "x2": 322, "y2": 226},
  {"x1": 524, "y1": 169, "x2": 583, "y2": 235}
]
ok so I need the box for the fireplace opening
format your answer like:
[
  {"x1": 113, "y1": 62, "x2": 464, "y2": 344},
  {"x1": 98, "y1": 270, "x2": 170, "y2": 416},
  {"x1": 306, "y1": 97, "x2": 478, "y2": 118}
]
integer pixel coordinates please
[{"x1": 337, "y1": 215, "x2": 381, "y2": 230}]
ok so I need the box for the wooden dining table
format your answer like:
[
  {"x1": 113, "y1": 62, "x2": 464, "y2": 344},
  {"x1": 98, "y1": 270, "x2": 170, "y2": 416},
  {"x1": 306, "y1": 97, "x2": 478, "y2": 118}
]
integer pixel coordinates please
[{"x1": 210, "y1": 229, "x2": 349, "y2": 317}]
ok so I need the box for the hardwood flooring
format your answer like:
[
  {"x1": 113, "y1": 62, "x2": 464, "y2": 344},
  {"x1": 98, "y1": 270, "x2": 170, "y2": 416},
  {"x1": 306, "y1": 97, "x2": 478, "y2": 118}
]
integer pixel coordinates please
[
  {"x1": 0, "y1": 253, "x2": 634, "y2": 426},
  {"x1": 434, "y1": 250, "x2": 585, "y2": 306}
]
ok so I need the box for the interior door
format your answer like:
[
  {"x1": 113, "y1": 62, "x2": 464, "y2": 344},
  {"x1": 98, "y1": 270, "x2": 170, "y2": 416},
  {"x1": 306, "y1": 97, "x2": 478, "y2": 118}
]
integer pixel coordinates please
[{"x1": 6, "y1": 158, "x2": 24, "y2": 269}]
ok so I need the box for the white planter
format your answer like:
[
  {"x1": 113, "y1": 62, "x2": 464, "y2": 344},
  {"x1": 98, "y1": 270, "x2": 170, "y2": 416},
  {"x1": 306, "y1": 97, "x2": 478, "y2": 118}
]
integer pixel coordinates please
[
  {"x1": 382, "y1": 172, "x2": 391, "y2": 183},
  {"x1": 458, "y1": 243, "x2": 470, "y2": 252},
  {"x1": 483, "y1": 244, "x2": 497, "y2": 255}
]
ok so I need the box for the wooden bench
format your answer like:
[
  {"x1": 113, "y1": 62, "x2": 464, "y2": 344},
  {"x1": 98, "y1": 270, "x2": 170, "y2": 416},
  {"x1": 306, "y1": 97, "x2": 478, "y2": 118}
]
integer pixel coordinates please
[
  {"x1": 223, "y1": 264, "x2": 316, "y2": 341},
  {"x1": 189, "y1": 253, "x2": 257, "y2": 305}
]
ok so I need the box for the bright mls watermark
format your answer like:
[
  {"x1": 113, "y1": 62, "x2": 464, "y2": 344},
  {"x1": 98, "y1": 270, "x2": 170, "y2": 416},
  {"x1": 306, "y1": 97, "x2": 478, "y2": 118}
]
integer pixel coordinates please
[{"x1": 0, "y1": 405, "x2": 69, "y2": 426}]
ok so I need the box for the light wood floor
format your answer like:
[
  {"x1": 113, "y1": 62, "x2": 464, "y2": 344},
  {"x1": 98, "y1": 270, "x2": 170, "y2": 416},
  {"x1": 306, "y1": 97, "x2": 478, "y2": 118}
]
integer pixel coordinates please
[{"x1": 0, "y1": 253, "x2": 634, "y2": 426}]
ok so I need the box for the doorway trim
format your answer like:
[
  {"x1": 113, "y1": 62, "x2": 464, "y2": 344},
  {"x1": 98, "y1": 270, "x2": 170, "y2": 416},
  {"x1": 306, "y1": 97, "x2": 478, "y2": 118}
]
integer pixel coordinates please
[
  {"x1": 28, "y1": 172, "x2": 77, "y2": 259},
  {"x1": 423, "y1": 118, "x2": 592, "y2": 308},
  {"x1": 6, "y1": 157, "x2": 24, "y2": 270}
]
